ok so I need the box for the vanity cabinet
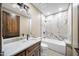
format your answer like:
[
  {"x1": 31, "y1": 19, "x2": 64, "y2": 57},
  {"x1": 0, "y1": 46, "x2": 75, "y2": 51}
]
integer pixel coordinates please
[{"x1": 15, "y1": 41, "x2": 41, "y2": 56}]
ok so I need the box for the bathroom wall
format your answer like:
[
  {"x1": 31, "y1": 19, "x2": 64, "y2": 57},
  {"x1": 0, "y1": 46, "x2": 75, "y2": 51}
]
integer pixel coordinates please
[
  {"x1": 72, "y1": 3, "x2": 79, "y2": 56},
  {"x1": 20, "y1": 4, "x2": 42, "y2": 37},
  {"x1": 67, "y1": 3, "x2": 79, "y2": 56},
  {"x1": 42, "y1": 11, "x2": 68, "y2": 40},
  {"x1": 41, "y1": 14, "x2": 46, "y2": 38},
  {"x1": 27, "y1": 4, "x2": 41, "y2": 37},
  {"x1": 20, "y1": 16, "x2": 29, "y2": 36}
]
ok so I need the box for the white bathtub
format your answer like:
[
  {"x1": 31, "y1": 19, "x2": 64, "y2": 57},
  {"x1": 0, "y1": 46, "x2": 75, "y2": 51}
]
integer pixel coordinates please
[{"x1": 41, "y1": 38, "x2": 66, "y2": 55}]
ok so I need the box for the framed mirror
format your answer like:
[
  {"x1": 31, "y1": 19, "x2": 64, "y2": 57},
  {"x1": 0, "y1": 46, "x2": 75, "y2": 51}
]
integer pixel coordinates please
[{"x1": 2, "y1": 11, "x2": 20, "y2": 39}]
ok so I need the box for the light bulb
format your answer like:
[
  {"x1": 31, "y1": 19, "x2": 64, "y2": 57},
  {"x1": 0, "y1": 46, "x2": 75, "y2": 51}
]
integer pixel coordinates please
[{"x1": 59, "y1": 8, "x2": 63, "y2": 11}]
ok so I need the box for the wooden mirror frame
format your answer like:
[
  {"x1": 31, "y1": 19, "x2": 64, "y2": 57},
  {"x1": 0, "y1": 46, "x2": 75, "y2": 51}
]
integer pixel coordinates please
[{"x1": 2, "y1": 11, "x2": 20, "y2": 39}]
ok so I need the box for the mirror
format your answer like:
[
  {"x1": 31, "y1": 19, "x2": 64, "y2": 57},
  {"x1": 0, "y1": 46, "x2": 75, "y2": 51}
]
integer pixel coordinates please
[{"x1": 2, "y1": 3, "x2": 31, "y2": 39}]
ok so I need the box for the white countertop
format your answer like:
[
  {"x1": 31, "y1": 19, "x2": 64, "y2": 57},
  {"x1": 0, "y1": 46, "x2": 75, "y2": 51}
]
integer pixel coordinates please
[{"x1": 3, "y1": 38, "x2": 41, "y2": 56}]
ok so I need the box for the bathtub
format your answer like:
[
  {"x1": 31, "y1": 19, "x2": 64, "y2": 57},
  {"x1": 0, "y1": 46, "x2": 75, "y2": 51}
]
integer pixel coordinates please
[{"x1": 41, "y1": 38, "x2": 66, "y2": 55}]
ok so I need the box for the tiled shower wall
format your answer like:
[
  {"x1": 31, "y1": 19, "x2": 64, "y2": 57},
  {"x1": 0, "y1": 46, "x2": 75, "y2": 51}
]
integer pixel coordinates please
[{"x1": 41, "y1": 11, "x2": 68, "y2": 40}]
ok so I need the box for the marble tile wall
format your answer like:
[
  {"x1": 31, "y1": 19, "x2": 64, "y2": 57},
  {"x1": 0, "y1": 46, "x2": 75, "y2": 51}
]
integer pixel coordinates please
[{"x1": 42, "y1": 11, "x2": 68, "y2": 40}]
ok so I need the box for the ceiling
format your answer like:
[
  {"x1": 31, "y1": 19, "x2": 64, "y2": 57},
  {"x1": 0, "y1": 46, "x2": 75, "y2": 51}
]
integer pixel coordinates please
[
  {"x1": 2, "y1": 3, "x2": 29, "y2": 17},
  {"x1": 33, "y1": 3, "x2": 69, "y2": 16},
  {"x1": 2, "y1": 3, "x2": 69, "y2": 17}
]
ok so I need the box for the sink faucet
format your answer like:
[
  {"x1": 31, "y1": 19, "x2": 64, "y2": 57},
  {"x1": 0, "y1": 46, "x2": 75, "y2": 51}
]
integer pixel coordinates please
[{"x1": 27, "y1": 34, "x2": 29, "y2": 40}]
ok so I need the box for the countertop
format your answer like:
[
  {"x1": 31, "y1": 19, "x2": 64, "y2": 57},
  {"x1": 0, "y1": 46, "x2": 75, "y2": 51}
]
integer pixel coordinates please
[{"x1": 3, "y1": 38, "x2": 41, "y2": 56}]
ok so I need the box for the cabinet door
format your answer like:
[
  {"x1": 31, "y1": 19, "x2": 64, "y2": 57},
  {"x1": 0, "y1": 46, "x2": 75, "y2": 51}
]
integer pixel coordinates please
[
  {"x1": 2, "y1": 11, "x2": 20, "y2": 38},
  {"x1": 34, "y1": 46, "x2": 40, "y2": 56},
  {"x1": 26, "y1": 42, "x2": 41, "y2": 56},
  {"x1": 28, "y1": 51, "x2": 35, "y2": 56}
]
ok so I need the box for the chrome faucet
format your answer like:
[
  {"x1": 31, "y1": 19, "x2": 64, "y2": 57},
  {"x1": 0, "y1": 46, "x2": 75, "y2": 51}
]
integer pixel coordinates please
[{"x1": 27, "y1": 34, "x2": 29, "y2": 40}]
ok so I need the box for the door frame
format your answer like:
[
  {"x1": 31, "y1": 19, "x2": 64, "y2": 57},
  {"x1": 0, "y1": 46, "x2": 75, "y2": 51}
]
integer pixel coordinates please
[{"x1": 0, "y1": 3, "x2": 2, "y2": 56}]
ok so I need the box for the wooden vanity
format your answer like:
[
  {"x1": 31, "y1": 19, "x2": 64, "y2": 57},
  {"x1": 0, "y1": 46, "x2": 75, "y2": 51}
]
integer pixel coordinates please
[
  {"x1": 3, "y1": 39, "x2": 41, "y2": 56},
  {"x1": 15, "y1": 41, "x2": 41, "y2": 56}
]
